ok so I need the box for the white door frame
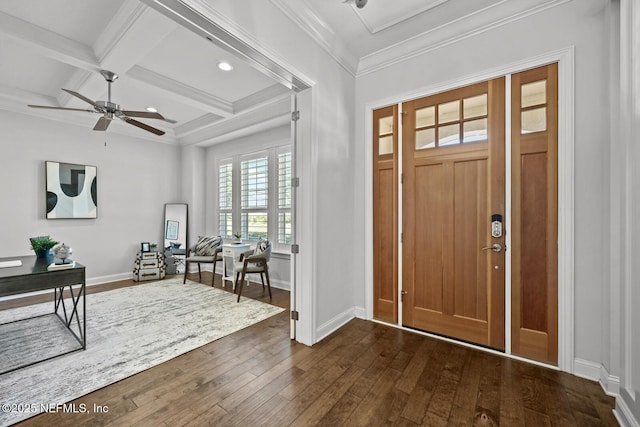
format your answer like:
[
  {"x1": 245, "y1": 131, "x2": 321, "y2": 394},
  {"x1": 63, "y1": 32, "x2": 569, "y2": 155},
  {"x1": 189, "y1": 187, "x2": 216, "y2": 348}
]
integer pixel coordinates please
[{"x1": 364, "y1": 47, "x2": 575, "y2": 372}]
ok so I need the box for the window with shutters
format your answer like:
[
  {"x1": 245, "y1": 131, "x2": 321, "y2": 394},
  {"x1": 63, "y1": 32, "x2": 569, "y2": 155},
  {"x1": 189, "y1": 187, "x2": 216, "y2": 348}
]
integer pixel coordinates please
[{"x1": 216, "y1": 145, "x2": 291, "y2": 250}]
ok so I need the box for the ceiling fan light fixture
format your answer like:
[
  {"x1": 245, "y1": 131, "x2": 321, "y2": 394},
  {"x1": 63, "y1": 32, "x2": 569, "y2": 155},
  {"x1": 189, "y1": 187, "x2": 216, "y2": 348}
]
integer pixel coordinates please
[
  {"x1": 218, "y1": 61, "x2": 233, "y2": 71},
  {"x1": 146, "y1": 107, "x2": 158, "y2": 113}
]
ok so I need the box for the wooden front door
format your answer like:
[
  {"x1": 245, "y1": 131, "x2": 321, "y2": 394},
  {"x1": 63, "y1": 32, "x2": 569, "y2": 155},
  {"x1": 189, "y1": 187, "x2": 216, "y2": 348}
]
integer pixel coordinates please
[
  {"x1": 510, "y1": 63, "x2": 558, "y2": 364},
  {"x1": 401, "y1": 78, "x2": 506, "y2": 350},
  {"x1": 372, "y1": 105, "x2": 398, "y2": 323}
]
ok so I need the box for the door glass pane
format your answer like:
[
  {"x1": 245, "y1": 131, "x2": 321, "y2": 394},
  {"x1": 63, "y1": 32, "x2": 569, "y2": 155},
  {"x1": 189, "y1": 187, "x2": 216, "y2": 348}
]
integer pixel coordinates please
[
  {"x1": 521, "y1": 80, "x2": 546, "y2": 108},
  {"x1": 416, "y1": 106, "x2": 435, "y2": 128},
  {"x1": 463, "y1": 94, "x2": 487, "y2": 119},
  {"x1": 463, "y1": 119, "x2": 488, "y2": 143},
  {"x1": 415, "y1": 128, "x2": 435, "y2": 150},
  {"x1": 438, "y1": 100, "x2": 459, "y2": 123},
  {"x1": 379, "y1": 135, "x2": 393, "y2": 155},
  {"x1": 438, "y1": 124, "x2": 460, "y2": 146},
  {"x1": 379, "y1": 116, "x2": 393, "y2": 135},
  {"x1": 521, "y1": 107, "x2": 547, "y2": 133}
]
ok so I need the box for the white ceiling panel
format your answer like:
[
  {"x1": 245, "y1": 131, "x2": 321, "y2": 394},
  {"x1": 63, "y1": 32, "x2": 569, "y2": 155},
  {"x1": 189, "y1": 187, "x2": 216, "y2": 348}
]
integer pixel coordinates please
[
  {"x1": 0, "y1": 44, "x2": 77, "y2": 97},
  {"x1": 137, "y1": 26, "x2": 278, "y2": 103},
  {"x1": 0, "y1": 0, "x2": 127, "y2": 45}
]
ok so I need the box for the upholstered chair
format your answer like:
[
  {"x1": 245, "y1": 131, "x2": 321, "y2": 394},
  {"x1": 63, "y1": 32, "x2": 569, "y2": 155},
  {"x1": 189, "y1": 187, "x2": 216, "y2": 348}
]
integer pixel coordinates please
[
  {"x1": 233, "y1": 238, "x2": 272, "y2": 302},
  {"x1": 183, "y1": 235, "x2": 222, "y2": 286}
]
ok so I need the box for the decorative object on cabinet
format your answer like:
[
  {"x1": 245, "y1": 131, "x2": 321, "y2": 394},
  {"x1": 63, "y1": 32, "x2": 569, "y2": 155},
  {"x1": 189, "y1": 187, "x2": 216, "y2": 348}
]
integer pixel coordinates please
[
  {"x1": 52, "y1": 243, "x2": 73, "y2": 264},
  {"x1": 140, "y1": 242, "x2": 150, "y2": 252},
  {"x1": 29, "y1": 235, "x2": 59, "y2": 258},
  {"x1": 132, "y1": 251, "x2": 165, "y2": 281},
  {"x1": 46, "y1": 161, "x2": 97, "y2": 219}
]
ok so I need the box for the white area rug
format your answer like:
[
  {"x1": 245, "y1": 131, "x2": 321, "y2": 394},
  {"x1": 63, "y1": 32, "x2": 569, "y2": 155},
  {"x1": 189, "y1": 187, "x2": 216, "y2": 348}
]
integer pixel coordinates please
[{"x1": 0, "y1": 278, "x2": 284, "y2": 426}]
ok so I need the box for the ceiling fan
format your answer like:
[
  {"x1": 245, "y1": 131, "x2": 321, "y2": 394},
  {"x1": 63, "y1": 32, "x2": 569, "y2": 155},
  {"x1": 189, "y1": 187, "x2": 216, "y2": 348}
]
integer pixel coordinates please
[{"x1": 28, "y1": 70, "x2": 167, "y2": 136}]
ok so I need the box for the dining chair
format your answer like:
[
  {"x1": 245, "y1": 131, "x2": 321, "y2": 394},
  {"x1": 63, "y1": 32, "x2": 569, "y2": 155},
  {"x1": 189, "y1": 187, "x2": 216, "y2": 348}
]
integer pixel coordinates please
[{"x1": 233, "y1": 238, "x2": 272, "y2": 302}]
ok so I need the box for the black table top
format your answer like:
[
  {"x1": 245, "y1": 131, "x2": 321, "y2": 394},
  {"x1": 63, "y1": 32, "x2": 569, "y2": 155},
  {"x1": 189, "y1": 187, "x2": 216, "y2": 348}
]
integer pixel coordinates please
[{"x1": 0, "y1": 255, "x2": 85, "y2": 280}]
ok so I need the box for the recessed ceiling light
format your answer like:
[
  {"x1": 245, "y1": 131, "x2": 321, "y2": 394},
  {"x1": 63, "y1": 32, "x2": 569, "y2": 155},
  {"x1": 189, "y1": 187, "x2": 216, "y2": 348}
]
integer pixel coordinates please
[
  {"x1": 218, "y1": 61, "x2": 233, "y2": 71},
  {"x1": 146, "y1": 107, "x2": 158, "y2": 113}
]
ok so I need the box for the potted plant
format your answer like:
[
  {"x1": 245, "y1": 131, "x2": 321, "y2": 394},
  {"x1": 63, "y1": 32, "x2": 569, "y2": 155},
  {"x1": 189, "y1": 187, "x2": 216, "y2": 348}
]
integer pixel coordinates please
[
  {"x1": 29, "y1": 235, "x2": 59, "y2": 258},
  {"x1": 233, "y1": 231, "x2": 242, "y2": 243}
]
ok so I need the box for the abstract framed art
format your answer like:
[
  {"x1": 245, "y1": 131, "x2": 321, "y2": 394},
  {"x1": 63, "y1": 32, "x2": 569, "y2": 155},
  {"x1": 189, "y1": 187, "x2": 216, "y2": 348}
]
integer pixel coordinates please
[{"x1": 46, "y1": 161, "x2": 97, "y2": 219}]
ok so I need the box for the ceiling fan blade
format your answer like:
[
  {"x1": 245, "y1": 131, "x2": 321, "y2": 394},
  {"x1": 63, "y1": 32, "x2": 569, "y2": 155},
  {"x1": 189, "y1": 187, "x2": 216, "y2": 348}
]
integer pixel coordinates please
[
  {"x1": 61, "y1": 89, "x2": 99, "y2": 108},
  {"x1": 122, "y1": 110, "x2": 165, "y2": 120},
  {"x1": 93, "y1": 116, "x2": 111, "y2": 131},
  {"x1": 125, "y1": 118, "x2": 165, "y2": 136},
  {"x1": 28, "y1": 105, "x2": 95, "y2": 112}
]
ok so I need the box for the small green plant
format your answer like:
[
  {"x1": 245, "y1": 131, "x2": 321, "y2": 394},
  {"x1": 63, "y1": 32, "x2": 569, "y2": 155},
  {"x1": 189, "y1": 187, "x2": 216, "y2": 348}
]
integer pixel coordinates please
[
  {"x1": 233, "y1": 231, "x2": 242, "y2": 240},
  {"x1": 29, "y1": 235, "x2": 59, "y2": 252}
]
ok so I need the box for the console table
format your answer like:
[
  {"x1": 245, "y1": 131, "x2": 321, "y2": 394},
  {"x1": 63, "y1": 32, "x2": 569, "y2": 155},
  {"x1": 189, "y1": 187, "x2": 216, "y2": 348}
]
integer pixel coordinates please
[{"x1": 0, "y1": 255, "x2": 86, "y2": 374}]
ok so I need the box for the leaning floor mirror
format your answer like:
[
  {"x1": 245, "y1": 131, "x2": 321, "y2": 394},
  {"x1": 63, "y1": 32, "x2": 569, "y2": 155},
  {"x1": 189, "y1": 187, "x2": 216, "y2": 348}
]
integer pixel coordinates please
[{"x1": 164, "y1": 203, "x2": 188, "y2": 274}]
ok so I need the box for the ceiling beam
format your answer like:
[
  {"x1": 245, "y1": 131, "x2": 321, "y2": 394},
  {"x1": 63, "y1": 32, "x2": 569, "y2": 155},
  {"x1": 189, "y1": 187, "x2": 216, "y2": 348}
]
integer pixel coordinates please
[
  {"x1": 0, "y1": 11, "x2": 99, "y2": 71},
  {"x1": 127, "y1": 65, "x2": 234, "y2": 117}
]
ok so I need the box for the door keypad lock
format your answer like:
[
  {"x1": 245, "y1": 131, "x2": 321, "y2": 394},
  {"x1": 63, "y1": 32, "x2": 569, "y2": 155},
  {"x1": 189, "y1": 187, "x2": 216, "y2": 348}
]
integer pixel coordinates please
[{"x1": 491, "y1": 214, "x2": 503, "y2": 238}]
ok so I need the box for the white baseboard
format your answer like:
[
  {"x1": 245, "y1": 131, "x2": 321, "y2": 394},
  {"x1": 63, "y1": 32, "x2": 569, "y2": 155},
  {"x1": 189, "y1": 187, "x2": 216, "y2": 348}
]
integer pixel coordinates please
[
  {"x1": 354, "y1": 306, "x2": 366, "y2": 319},
  {"x1": 574, "y1": 358, "x2": 620, "y2": 397},
  {"x1": 573, "y1": 358, "x2": 640, "y2": 426},
  {"x1": 315, "y1": 307, "x2": 356, "y2": 342},
  {"x1": 614, "y1": 389, "x2": 640, "y2": 427},
  {"x1": 87, "y1": 272, "x2": 133, "y2": 286}
]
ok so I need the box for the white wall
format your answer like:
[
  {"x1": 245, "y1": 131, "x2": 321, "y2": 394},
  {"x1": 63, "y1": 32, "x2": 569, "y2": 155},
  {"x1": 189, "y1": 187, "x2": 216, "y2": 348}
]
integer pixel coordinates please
[
  {"x1": 354, "y1": 0, "x2": 610, "y2": 365},
  {"x1": 0, "y1": 110, "x2": 181, "y2": 284}
]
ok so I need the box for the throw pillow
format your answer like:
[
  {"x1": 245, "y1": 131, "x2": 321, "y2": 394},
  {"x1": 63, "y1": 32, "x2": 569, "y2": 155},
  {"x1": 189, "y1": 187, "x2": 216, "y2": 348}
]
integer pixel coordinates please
[
  {"x1": 254, "y1": 237, "x2": 268, "y2": 255},
  {"x1": 195, "y1": 235, "x2": 222, "y2": 256}
]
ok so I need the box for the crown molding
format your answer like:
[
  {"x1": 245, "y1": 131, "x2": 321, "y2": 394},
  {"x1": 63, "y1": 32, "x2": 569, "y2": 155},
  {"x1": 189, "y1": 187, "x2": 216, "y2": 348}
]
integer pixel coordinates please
[
  {"x1": 357, "y1": 0, "x2": 571, "y2": 76},
  {"x1": 269, "y1": 0, "x2": 359, "y2": 77}
]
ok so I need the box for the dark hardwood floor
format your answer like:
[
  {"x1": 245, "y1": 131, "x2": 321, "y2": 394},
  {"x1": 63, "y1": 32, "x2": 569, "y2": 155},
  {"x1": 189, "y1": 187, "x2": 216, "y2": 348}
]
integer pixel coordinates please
[{"x1": 3, "y1": 272, "x2": 617, "y2": 426}]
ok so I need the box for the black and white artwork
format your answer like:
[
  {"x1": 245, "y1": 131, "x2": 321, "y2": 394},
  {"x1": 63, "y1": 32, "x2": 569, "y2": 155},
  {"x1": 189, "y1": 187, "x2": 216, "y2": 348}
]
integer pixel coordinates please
[{"x1": 46, "y1": 161, "x2": 97, "y2": 219}]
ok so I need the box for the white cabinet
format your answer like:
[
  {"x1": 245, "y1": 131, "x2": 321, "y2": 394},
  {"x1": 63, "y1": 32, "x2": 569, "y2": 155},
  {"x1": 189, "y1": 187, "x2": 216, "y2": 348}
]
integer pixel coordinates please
[{"x1": 221, "y1": 243, "x2": 250, "y2": 289}]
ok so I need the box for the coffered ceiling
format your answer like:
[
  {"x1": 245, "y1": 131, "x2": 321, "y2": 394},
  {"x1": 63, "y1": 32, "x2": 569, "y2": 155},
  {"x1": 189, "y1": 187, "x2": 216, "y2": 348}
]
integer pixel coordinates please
[{"x1": 0, "y1": 0, "x2": 568, "y2": 146}]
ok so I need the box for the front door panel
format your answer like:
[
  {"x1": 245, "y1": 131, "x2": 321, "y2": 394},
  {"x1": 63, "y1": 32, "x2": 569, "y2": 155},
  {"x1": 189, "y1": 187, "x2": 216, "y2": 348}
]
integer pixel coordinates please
[{"x1": 402, "y1": 78, "x2": 505, "y2": 350}]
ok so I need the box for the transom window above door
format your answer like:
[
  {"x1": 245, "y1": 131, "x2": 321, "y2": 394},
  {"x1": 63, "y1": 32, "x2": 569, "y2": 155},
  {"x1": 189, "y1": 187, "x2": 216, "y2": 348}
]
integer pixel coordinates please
[{"x1": 413, "y1": 92, "x2": 488, "y2": 150}]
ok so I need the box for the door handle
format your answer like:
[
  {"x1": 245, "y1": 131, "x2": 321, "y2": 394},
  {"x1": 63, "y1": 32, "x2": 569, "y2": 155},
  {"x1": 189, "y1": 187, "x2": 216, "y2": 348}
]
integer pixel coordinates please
[{"x1": 481, "y1": 244, "x2": 502, "y2": 253}]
